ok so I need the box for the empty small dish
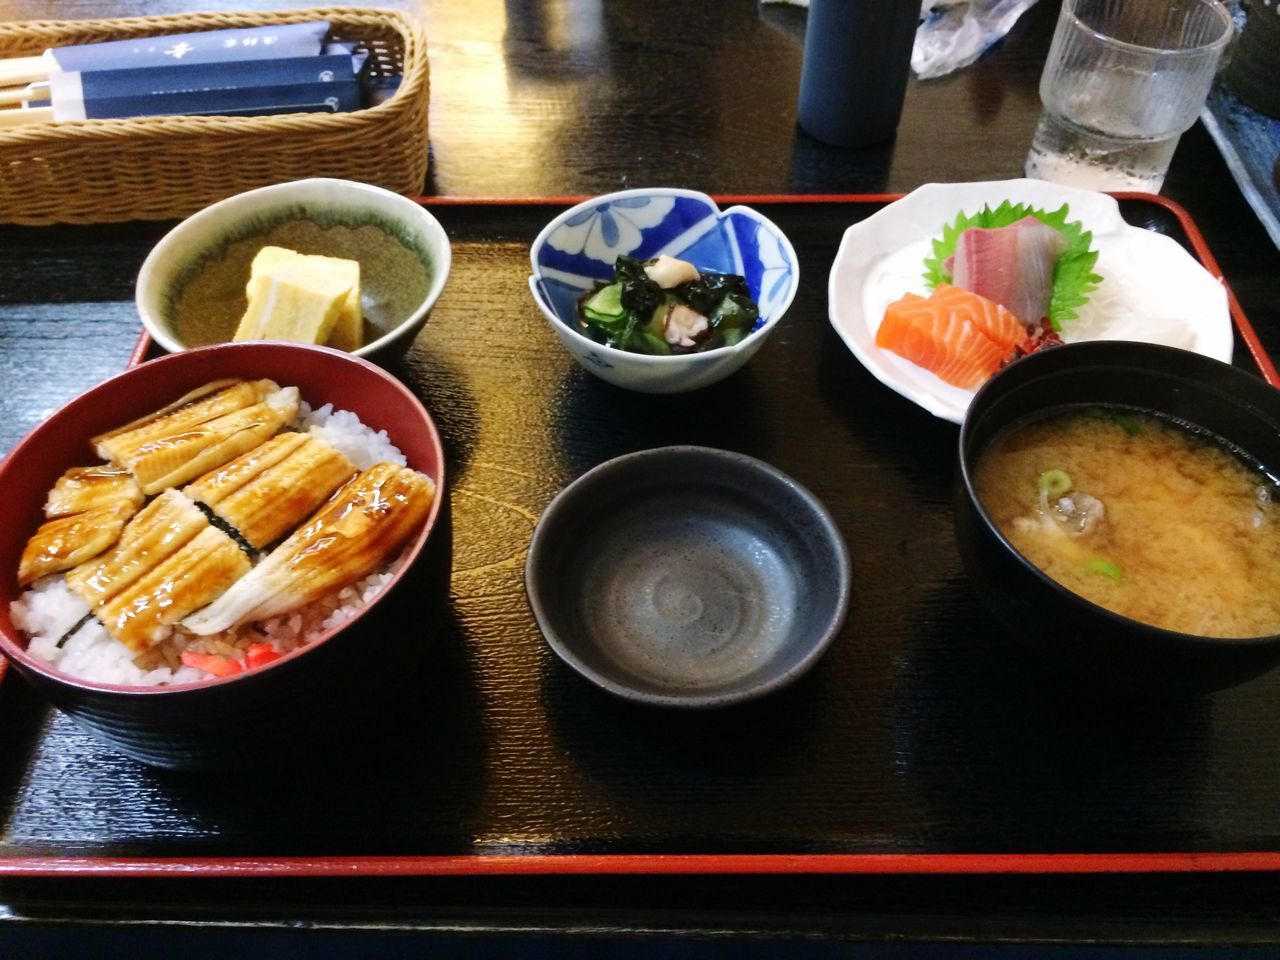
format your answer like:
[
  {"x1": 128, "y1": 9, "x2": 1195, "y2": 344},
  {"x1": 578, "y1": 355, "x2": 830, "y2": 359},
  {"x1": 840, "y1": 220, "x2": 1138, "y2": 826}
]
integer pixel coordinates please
[{"x1": 525, "y1": 446, "x2": 850, "y2": 707}]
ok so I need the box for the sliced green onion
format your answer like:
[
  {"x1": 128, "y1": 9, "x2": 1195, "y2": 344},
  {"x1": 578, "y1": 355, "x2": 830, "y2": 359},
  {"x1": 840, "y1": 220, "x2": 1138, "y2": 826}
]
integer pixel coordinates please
[
  {"x1": 1036, "y1": 468, "x2": 1072, "y2": 498},
  {"x1": 1084, "y1": 557, "x2": 1124, "y2": 582},
  {"x1": 1084, "y1": 407, "x2": 1142, "y2": 435},
  {"x1": 1113, "y1": 414, "x2": 1142, "y2": 436}
]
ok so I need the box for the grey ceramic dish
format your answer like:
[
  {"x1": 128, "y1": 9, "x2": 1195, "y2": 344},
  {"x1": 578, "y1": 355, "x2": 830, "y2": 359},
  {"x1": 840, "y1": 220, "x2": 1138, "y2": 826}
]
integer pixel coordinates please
[{"x1": 525, "y1": 446, "x2": 850, "y2": 707}]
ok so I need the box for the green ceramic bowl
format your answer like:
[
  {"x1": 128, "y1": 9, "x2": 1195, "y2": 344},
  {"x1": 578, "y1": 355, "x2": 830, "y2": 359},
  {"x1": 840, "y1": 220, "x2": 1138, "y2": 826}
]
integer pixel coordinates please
[{"x1": 136, "y1": 178, "x2": 451, "y2": 364}]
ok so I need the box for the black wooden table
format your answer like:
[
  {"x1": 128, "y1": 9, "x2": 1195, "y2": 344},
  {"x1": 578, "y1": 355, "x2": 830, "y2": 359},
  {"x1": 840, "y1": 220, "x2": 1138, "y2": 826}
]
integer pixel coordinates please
[{"x1": 2, "y1": 0, "x2": 1280, "y2": 953}]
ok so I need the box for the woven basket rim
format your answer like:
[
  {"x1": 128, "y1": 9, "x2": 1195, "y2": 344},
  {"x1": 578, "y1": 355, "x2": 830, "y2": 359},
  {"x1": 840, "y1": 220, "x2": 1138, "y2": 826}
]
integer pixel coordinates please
[
  {"x1": 0, "y1": 6, "x2": 413, "y2": 39},
  {"x1": 0, "y1": 7, "x2": 426, "y2": 146},
  {"x1": 0, "y1": 6, "x2": 430, "y2": 225}
]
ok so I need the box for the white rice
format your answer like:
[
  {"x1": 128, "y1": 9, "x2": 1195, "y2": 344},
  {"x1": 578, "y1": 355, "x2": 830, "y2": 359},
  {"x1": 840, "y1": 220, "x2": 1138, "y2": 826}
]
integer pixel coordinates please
[
  {"x1": 10, "y1": 403, "x2": 409, "y2": 687},
  {"x1": 294, "y1": 401, "x2": 406, "y2": 470}
]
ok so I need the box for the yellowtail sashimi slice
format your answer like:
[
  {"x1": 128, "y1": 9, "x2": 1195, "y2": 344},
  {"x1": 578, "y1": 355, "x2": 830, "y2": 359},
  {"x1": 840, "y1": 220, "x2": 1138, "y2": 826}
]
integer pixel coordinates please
[
  {"x1": 92, "y1": 379, "x2": 268, "y2": 464},
  {"x1": 123, "y1": 387, "x2": 301, "y2": 495},
  {"x1": 98, "y1": 525, "x2": 251, "y2": 652},
  {"x1": 18, "y1": 502, "x2": 137, "y2": 587},
  {"x1": 44, "y1": 465, "x2": 144, "y2": 519},
  {"x1": 66, "y1": 489, "x2": 208, "y2": 609},
  {"x1": 183, "y1": 462, "x2": 435, "y2": 635},
  {"x1": 185, "y1": 434, "x2": 357, "y2": 549}
]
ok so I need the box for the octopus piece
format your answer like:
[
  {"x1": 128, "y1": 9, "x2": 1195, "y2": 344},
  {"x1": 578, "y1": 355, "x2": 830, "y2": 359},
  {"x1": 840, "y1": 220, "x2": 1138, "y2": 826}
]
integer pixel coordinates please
[{"x1": 663, "y1": 303, "x2": 710, "y2": 348}]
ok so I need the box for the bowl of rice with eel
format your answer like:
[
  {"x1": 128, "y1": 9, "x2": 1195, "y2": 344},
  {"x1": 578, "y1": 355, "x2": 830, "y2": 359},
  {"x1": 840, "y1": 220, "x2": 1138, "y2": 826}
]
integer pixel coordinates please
[{"x1": 0, "y1": 341, "x2": 447, "y2": 769}]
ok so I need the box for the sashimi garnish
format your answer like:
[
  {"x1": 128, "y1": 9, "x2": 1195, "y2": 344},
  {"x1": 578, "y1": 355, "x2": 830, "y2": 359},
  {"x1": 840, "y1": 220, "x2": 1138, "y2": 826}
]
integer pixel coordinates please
[
  {"x1": 922, "y1": 201, "x2": 1102, "y2": 331},
  {"x1": 1008, "y1": 318, "x2": 1065, "y2": 362}
]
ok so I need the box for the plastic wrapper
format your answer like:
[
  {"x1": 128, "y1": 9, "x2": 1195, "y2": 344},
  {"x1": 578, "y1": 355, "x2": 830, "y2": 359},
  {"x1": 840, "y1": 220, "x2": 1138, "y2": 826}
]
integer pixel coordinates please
[
  {"x1": 761, "y1": 0, "x2": 1039, "y2": 80},
  {"x1": 912, "y1": 0, "x2": 1041, "y2": 79}
]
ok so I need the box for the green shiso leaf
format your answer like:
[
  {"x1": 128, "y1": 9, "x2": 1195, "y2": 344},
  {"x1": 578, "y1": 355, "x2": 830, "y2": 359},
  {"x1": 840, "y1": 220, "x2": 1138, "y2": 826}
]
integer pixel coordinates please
[{"x1": 921, "y1": 202, "x2": 1103, "y2": 331}]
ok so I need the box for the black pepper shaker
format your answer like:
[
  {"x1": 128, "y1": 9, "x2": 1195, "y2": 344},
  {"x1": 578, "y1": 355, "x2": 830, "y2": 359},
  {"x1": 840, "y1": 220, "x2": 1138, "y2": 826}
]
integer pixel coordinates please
[{"x1": 797, "y1": 0, "x2": 923, "y2": 147}]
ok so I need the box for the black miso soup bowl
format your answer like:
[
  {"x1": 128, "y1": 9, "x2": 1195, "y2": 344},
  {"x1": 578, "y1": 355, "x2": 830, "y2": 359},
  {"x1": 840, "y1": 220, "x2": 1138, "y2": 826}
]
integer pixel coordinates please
[{"x1": 956, "y1": 341, "x2": 1280, "y2": 695}]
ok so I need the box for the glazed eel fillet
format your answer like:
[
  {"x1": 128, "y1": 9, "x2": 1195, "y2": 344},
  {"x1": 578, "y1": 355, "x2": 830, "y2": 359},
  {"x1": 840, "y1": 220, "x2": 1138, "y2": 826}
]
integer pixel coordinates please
[
  {"x1": 93, "y1": 378, "x2": 300, "y2": 495},
  {"x1": 183, "y1": 462, "x2": 435, "y2": 635},
  {"x1": 17, "y1": 379, "x2": 296, "y2": 587},
  {"x1": 63, "y1": 433, "x2": 368, "y2": 653},
  {"x1": 19, "y1": 378, "x2": 434, "y2": 655}
]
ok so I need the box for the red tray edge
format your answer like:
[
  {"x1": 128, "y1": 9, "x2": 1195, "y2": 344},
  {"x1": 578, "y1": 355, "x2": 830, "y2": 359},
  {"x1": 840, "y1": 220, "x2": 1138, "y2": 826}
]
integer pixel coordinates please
[
  {"x1": 5, "y1": 193, "x2": 1277, "y2": 880},
  {"x1": 2, "y1": 851, "x2": 1280, "y2": 878}
]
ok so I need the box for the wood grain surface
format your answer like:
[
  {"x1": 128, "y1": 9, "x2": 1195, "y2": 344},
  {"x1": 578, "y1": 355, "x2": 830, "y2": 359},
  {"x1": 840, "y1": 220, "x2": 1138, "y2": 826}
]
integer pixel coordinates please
[{"x1": 3, "y1": 0, "x2": 1280, "y2": 950}]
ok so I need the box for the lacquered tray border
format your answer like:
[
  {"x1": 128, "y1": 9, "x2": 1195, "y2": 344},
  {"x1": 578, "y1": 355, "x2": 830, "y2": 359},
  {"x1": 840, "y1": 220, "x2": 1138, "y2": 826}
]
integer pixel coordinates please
[
  {"x1": 4, "y1": 193, "x2": 1277, "y2": 880},
  {"x1": 3, "y1": 851, "x2": 1280, "y2": 877}
]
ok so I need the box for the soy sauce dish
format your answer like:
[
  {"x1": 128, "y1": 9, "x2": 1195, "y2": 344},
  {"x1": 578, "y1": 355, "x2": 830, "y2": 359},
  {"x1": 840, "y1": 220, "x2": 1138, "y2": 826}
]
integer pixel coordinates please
[
  {"x1": 956, "y1": 341, "x2": 1280, "y2": 694},
  {"x1": 525, "y1": 447, "x2": 850, "y2": 707}
]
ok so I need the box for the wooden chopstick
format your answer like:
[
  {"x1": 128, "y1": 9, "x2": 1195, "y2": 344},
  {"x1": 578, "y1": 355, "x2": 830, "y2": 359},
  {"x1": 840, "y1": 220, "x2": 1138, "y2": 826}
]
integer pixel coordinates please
[
  {"x1": 0, "y1": 106, "x2": 53, "y2": 128},
  {"x1": 0, "y1": 86, "x2": 38, "y2": 108},
  {"x1": 0, "y1": 55, "x2": 51, "y2": 88}
]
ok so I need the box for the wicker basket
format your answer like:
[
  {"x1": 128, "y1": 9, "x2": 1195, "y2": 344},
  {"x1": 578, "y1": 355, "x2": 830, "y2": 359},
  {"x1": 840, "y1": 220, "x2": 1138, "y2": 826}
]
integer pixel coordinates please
[{"x1": 0, "y1": 7, "x2": 429, "y2": 225}]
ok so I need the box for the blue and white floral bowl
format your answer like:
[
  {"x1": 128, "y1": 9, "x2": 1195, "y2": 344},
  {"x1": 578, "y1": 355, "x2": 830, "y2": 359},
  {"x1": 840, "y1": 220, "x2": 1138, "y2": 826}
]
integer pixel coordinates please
[{"x1": 528, "y1": 188, "x2": 799, "y2": 393}]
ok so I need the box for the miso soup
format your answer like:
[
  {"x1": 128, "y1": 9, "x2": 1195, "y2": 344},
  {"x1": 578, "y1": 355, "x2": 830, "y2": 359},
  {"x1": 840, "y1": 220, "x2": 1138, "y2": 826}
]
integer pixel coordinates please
[{"x1": 973, "y1": 406, "x2": 1280, "y2": 638}]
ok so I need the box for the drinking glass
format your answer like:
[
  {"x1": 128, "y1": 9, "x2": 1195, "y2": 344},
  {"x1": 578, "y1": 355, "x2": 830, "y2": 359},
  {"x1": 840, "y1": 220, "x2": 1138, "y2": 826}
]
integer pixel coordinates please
[{"x1": 1025, "y1": 0, "x2": 1233, "y2": 193}]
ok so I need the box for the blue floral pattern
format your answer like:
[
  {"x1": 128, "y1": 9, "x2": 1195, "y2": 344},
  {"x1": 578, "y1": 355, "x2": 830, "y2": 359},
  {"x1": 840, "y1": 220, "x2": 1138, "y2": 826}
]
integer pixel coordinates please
[
  {"x1": 531, "y1": 190, "x2": 798, "y2": 342},
  {"x1": 549, "y1": 197, "x2": 676, "y2": 262}
]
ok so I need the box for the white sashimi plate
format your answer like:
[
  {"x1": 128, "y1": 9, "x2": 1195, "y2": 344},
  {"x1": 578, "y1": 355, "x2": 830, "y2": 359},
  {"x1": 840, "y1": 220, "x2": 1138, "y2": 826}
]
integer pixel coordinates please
[{"x1": 827, "y1": 179, "x2": 1233, "y2": 424}]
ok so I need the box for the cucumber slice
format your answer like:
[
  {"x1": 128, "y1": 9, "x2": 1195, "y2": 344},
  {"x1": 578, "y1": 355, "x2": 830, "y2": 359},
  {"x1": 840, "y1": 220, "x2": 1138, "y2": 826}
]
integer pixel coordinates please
[
  {"x1": 645, "y1": 299, "x2": 670, "y2": 337},
  {"x1": 633, "y1": 329, "x2": 673, "y2": 355},
  {"x1": 582, "y1": 283, "x2": 626, "y2": 325}
]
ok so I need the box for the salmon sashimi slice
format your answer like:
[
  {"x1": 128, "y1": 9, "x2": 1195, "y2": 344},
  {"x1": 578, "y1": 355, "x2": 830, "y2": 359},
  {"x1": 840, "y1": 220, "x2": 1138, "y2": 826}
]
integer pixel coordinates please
[
  {"x1": 876, "y1": 285, "x2": 1027, "y2": 390},
  {"x1": 920, "y1": 285, "x2": 1028, "y2": 351}
]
